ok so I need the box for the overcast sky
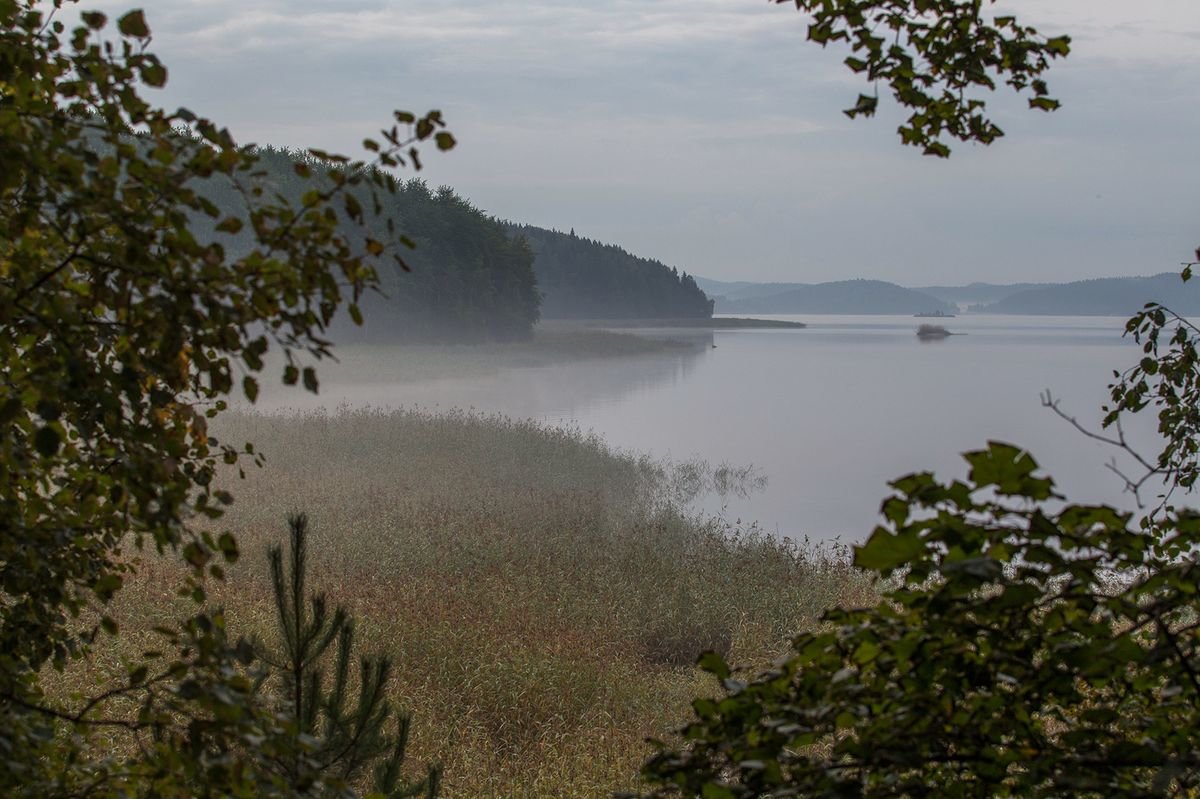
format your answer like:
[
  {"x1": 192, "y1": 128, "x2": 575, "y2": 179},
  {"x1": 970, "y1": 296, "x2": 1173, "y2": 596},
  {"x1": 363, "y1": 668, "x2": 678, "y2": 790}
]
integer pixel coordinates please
[{"x1": 89, "y1": 0, "x2": 1198, "y2": 285}]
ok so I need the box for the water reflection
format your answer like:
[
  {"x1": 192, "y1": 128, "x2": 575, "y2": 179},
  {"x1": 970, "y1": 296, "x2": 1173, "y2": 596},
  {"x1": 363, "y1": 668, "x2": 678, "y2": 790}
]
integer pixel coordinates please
[
  {"x1": 253, "y1": 330, "x2": 711, "y2": 419},
  {"x1": 251, "y1": 316, "x2": 1165, "y2": 543}
]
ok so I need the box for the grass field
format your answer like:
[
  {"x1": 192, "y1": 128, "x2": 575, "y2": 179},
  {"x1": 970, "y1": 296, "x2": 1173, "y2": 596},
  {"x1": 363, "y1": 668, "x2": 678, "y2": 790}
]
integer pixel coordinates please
[{"x1": 101, "y1": 407, "x2": 873, "y2": 797}]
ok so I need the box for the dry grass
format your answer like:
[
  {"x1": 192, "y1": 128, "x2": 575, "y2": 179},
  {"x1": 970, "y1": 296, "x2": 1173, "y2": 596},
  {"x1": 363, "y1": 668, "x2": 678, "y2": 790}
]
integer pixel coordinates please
[{"x1": 96, "y1": 407, "x2": 874, "y2": 798}]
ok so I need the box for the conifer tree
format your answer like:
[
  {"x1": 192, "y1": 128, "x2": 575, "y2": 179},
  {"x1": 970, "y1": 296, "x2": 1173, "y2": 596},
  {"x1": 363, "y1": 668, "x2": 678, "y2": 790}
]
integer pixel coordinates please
[{"x1": 256, "y1": 514, "x2": 440, "y2": 799}]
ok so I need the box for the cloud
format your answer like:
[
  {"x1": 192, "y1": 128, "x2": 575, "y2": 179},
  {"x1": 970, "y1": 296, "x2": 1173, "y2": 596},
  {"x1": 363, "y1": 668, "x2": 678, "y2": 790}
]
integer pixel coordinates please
[
  {"x1": 997, "y1": 0, "x2": 1200, "y2": 63},
  {"x1": 77, "y1": 0, "x2": 1200, "y2": 284}
]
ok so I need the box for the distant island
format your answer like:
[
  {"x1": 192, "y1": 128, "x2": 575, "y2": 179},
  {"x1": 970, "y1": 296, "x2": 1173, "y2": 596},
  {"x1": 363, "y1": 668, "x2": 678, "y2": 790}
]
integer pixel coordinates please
[
  {"x1": 695, "y1": 272, "x2": 1199, "y2": 317},
  {"x1": 963, "y1": 273, "x2": 1200, "y2": 316},
  {"x1": 910, "y1": 281, "x2": 1050, "y2": 307},
  {"x1": 554, "y1": 317, "x2": 806, "y2": 330},
  {"x1": 695, "y1": 277, "x2": 955, "y2": 315},
  {"x1": 916, "y1": 324, "x2": 954, "y2": 340}
]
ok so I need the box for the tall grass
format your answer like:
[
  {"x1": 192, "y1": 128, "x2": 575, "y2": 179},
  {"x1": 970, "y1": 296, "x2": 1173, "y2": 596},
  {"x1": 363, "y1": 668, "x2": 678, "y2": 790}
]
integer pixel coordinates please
[{"x1": 105, "y1": 407, "x2": 874, "y2": 797}]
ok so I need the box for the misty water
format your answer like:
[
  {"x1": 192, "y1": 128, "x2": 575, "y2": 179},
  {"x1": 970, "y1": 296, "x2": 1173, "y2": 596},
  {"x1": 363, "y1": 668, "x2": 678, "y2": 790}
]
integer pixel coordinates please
[{"x1": 258, "y1": 314, "x2": 1164, "y2": 543}]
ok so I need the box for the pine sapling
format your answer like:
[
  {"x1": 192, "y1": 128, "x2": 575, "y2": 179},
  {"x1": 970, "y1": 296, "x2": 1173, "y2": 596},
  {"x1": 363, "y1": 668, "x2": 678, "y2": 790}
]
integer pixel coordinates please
[{"x1": 255, "y1": 513, "x2": 439, "y2": 798}]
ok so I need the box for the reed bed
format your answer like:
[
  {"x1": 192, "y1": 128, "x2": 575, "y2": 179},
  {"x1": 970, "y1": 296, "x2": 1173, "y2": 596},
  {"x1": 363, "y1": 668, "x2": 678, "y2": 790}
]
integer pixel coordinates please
[{"x1": 102, "y1": 407, "x2": 874, "y2": 798}]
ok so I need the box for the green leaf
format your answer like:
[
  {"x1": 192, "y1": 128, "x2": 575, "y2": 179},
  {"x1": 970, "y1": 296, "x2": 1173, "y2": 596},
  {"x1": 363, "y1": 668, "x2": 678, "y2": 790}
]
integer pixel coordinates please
[
  {"x1": 117, "y1": 10, "x2": 150, "y2": 38},
  {"x1": 94, "y1": 574, "x2": 124, "y2": 602},
  {"x1": 844, "y1": 94, "x2": 879, "y2": 119},
  {"x1": 1045, "y1": 35, "x2": 1072, "y2": 56},
  {"x1": 696, "y1": 651, "x2": 731, "y2": 680},
  {"x1": 701, "y1": 784, "x2": 735, "y2": 799},
  {"x1": 182, "y1": 543, "x2": 210, "y2": 570},
  {"x1": 852, "y1": 640, "x2": 880, "y2": 664},
  {"x1": 217, "y1": 532, "x2": 239, "y2": 562},
  {"x1": 140, "y1": 58, "x2": 168, "y2": 88},
  {"x1": 215, "y1": 217, "x2": 244, "y2": 235},
  {"x1": 854, "y1": 529, "x2": 924, "y2": 572},
  {"x1": 33, "y1": 426, "x2": 61, "y2": 457}
]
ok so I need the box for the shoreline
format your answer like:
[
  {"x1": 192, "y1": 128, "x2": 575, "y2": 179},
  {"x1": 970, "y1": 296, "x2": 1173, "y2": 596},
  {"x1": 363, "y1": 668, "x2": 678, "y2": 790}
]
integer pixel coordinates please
[{"x1": 541, "y1": 317, "x2": 806, "y2": 330}]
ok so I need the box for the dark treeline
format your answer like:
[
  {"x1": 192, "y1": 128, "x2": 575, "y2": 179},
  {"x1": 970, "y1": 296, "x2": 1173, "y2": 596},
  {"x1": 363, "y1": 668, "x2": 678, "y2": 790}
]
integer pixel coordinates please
[
  {"x1": 88, "y1": 130, "x2": 538, "y2": 342},
  {"x1": 967, "y1": 272, "x2": 1200, "y2": 315},
  {"x1": 338, "y1": 179, "x2": 541, "y2": 343},
  {"x1": 713, "y1": 279, "x2": 956, "y2": 315},
  {"x1": 509, "y1": 224, "x2": 714, "y2": 319},
  {"x1": 209, "y1": 146, "x2": 541, "y2": 342},
  {"x1": 190, "y1": 145, "x2": 542, "y2": 341},
  {"x1": 196, "y1": 145, "x2": 713, "y2": 340}
]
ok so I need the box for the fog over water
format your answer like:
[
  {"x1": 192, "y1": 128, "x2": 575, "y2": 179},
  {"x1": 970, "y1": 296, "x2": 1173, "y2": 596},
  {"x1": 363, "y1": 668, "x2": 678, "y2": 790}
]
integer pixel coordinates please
[{"x1": 257, "y1": 314, "x2": 1162, "y2": 542}]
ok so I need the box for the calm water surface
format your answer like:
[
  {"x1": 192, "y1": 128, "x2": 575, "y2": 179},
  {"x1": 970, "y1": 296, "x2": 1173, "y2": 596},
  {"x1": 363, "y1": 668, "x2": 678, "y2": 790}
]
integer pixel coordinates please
[{"x1": 261, "y1": 314, "x2": 1162, "y2": 543}]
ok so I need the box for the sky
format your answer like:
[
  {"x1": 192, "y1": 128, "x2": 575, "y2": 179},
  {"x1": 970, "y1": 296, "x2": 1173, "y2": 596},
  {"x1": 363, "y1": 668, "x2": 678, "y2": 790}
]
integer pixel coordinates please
[{"x1": 84, "y1": 0, "x2": 1199, "y2": 285}]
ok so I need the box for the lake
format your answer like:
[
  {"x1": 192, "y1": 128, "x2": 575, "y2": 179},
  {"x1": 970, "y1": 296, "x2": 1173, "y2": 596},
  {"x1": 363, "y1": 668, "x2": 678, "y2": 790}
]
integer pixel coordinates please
[{"x1": 256, "y1": 314, "x2": 1163, "y2": 543}]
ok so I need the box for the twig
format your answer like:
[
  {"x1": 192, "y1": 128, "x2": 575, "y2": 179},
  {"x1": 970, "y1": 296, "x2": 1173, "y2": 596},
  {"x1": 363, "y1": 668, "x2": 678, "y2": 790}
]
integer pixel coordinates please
[{"x1": 1040, "y1": 390, "x2": 1165, "y2": 509}]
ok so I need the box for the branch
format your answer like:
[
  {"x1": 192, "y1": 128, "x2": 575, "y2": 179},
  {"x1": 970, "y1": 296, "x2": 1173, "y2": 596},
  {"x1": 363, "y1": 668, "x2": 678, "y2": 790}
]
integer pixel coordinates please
[
  {"x1": 13, "y1": 234, "x2": 88, "y2": 305},
  {"x1": 1155, "y1": 615, "x2": 1200, "y2": 699},
  {"x1": 1040, "y1": 390, "x2": 1167, "y2": 510},
  {"x1": 1, "y1": 669, "x2": 175, "y2": 732}
]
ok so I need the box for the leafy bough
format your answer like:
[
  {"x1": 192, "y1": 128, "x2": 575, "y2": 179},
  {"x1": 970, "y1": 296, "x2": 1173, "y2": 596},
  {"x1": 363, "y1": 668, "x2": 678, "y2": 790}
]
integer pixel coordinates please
[{"x1": 641, "y1": 439, "x2": 1200, "y2": 797}]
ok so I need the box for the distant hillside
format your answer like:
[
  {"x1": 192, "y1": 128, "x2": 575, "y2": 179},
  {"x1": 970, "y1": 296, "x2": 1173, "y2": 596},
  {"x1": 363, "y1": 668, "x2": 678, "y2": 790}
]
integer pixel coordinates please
[
  {"x1": 693, "y1": 277, "x2": 809, "y2": 303},
  {"x1": 913, "y1": 281, "x2": 1056, "y2": 307},
  {"x1": 971, "y1": 273, "x2": 1200, "y2": 315},
  {"x1": 198, "y1": 147, "x2": 541, "y2": 343},
  {"x1": 198, "y1": 145, "x2": 714, "y2": 339},
  {"x1": 509, "y1": 225, "x2": 713, "y2": 319},
  {"x1": 713, "y1": 279, "x2": 956, "y2": 315}
]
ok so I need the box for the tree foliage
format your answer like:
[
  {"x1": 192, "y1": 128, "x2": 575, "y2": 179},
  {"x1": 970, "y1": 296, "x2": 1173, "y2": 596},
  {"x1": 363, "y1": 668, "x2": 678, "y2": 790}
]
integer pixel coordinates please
[
  {"x1": 510, "y1": 224, "x2": 713, "y2": 320},
  {"x1": 1106, "y1": 268, "x2": 1200, "y2": 505},
  {"x1": 196, "y1": 149, "x2": 542, "y2": 343},
  {"x1": 256, "y1": 515, "x2": 439, "y2": 798},
  {"x1": 641, "y1": 437, "x2": 1200, "y2": 797},
  {"x1": 0, "y1": 1, "x2": 450, "y2": 794},
  {"x1": 348, "y1": 182, "x2": 540, "y2": 342},
  {"x1": 776, "y1": 0, "x2": 1071, "y2": 156},
  {"x1": 637, "y1": 8, "x2": 1200, "y2": 798}
]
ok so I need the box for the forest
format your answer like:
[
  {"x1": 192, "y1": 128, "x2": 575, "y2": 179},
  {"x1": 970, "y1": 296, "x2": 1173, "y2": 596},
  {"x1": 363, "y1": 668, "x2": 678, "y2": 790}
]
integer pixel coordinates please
[
  {"x1": 7, "y1": 2, "x2": 1200, "y2": 799},
  {"x1": 710, "y1": 278, "x2": 955, "y2": 315},
  {"x1": 191, "y1": 147, "x2": 541, "y2": 342},
  {"x1": 195, "y1": 147, "x2": 713, "y2": 341},
  {"x1": 510, "y1": 224, "x2": 714, "y2": 319},
  {"x1": 967, "y1": 272, "x2": 1200, "y2": 315}
]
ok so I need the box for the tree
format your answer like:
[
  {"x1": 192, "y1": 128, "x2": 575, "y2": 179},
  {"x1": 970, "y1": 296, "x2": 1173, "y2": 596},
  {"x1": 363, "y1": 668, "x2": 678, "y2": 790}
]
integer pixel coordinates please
[
  {"x1": 640, "y1": 437, "x2": 1200, "y2": 797},
  {"x1": 637, "y1": 4, "x2": 1200, "y2": 798},
  {"x1": 775, "y1": 0, "x2": 1071, "y2": 156},
  {"x1": 0, "y1": 1, "x2": 451, "y2": 794},
  {"x1": 256, "y1": 515, "x2": 439, "y2": 799}
]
